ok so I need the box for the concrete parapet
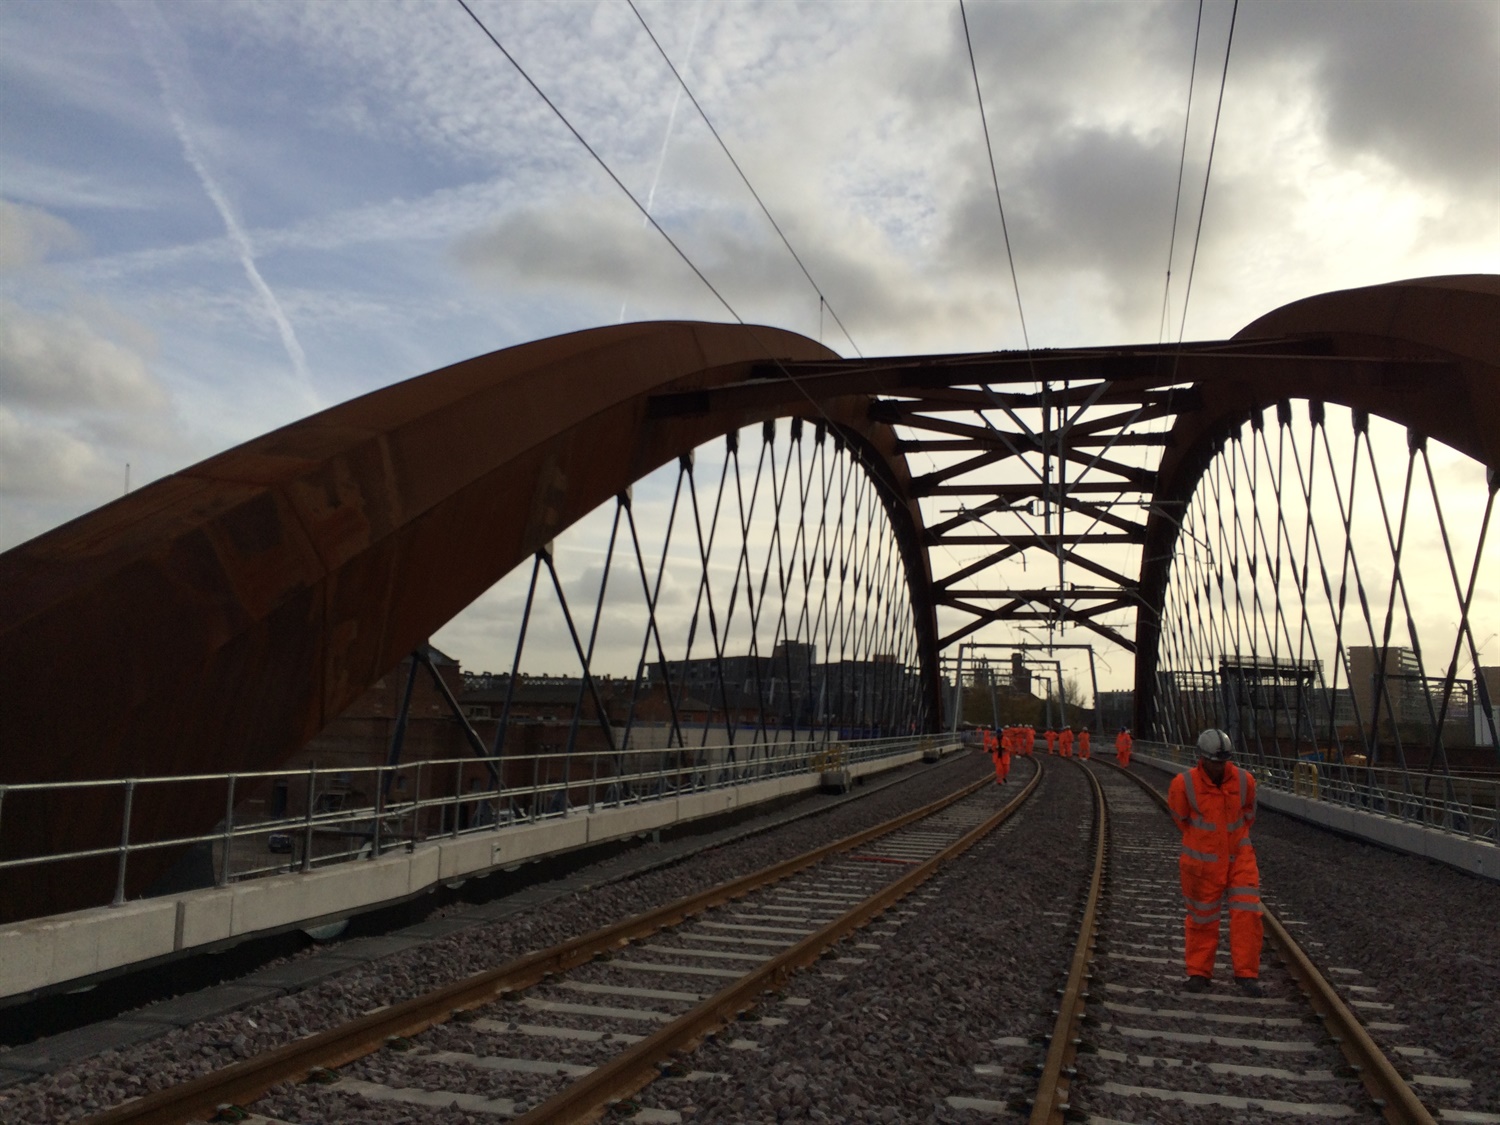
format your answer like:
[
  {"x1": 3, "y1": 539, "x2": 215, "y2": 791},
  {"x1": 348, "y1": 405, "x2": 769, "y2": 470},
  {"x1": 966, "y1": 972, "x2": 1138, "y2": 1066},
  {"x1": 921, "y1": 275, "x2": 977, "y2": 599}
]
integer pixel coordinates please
[{"x1": 0, "y1": 746, "x2": 947, "y2": 1001}]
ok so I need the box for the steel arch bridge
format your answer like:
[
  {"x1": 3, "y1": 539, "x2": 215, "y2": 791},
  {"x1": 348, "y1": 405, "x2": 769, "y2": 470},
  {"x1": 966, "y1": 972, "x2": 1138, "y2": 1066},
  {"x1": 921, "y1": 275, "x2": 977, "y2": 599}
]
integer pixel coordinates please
[{"x1": 1, "y1": 275, "x2": 1497, "y2": 919}]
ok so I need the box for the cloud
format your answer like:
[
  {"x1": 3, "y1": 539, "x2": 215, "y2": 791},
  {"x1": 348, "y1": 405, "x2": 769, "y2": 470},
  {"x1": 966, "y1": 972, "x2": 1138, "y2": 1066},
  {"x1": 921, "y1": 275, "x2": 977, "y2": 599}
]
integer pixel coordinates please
[
  {"x1": 0, "y1": 299, "x2": 166, "y2": 414},
  {"x1": 123, "y1": 0, "x2": 312, "y2": 389},
  {"x1": 0, "y1": 404, "x2": 109, "y2": 499},
  {"x1": 0, "y1": 198, "x2": 84, "y2": 270},
  {"x1": 1241, "y1": 0, "x2": 1500, "y2": 195}
]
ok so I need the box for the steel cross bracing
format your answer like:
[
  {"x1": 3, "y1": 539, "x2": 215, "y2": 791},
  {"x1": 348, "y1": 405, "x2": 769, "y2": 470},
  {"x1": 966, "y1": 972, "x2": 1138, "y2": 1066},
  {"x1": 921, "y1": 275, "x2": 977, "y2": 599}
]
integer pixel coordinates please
[
  {"x1": 1152, "y1": 403, "x2": 1499, "y2": 784},
  {"x1": 697, "y1": 336, "x2": 1461, "y2": 664}
]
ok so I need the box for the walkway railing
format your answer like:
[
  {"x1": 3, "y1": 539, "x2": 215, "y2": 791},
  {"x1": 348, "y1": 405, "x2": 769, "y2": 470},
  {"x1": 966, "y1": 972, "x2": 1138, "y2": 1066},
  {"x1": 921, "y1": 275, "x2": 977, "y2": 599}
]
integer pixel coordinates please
[
  {"x1": 0, "y1": 735, "x2": 937, "y2": 914},
  {"x1": 1137, "y1": 741, "x2": 1500, "y2": 843}
]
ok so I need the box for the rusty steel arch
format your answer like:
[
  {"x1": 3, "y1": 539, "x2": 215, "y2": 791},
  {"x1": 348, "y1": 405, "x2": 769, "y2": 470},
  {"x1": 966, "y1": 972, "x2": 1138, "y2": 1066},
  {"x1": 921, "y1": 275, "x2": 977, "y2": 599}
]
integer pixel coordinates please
[
  {"x1": 0, "y1": 321, "x2": 942, "y2": 920},
  {"x1": 1134, "y1": 276, "x2": 1500, "y2": 738}
]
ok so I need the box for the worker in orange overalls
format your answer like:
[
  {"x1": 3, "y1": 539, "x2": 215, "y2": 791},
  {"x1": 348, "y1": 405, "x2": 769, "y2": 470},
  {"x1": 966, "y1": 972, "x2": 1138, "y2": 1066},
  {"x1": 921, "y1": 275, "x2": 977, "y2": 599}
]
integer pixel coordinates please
[
  {"x1": 1079, "y1": 729, "x2": 1092, "y2": 760},
  {"x1": 1168, "y1": 729, "x2": 1263, "y2": 996},
  {"x1": 991, "y1": 728, "x2": 1011, "y2": 784},
  {"x1": 1045, "y1": 728, "x2": 1058, "y2": 755},
  {"x1": 1116, "y1": 727, "x2": 1133, "y2": 766},
  {"x1": 1025, "y1": 726, "x2": 1036, "y2": 756},
  {"x1": 1059, "y1": 728, "x2": 1074, "y2": 758}
]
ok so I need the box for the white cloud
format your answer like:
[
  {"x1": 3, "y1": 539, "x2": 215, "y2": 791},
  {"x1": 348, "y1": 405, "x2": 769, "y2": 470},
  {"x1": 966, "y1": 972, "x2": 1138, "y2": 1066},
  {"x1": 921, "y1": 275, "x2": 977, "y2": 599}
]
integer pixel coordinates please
[
  {"x1": 0, "y1": 299, "x2": 166, "y2": 414},
  {"x1": 0, "y1": 404, "x2": 107, "y2": 499},
  {"x1": 0, "y1": 198, "x2": 84, "y2": 269}
]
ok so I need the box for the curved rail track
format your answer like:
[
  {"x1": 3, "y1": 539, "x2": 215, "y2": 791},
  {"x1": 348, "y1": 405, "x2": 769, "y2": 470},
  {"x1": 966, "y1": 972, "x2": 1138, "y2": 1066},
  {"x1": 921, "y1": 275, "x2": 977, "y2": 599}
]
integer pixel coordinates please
[
  {"x1": 80, "y1": 764, "x2": 1039, "y2": 1125},
  {"x1": 1028, "y1": 758, "x2": 1442, "y2": 1124}
]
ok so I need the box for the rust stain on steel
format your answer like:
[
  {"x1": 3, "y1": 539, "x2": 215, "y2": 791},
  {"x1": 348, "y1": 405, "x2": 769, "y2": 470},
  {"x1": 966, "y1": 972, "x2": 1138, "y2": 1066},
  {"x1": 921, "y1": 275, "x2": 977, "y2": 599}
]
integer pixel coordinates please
[
  {"x1": 513, "y1": 767, "x2": 1044, "y2": 1125},
  {"x1": 76, "y1": 775, "x2": 992, "y2": 1125},
  {"x1": 0, "y1": 322, "x2": 938, "y2": 921}
]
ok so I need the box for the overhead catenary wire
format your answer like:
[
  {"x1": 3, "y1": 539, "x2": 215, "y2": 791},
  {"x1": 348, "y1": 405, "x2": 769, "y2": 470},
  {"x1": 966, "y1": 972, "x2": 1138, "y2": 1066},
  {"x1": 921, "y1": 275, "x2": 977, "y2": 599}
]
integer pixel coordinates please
[
  {"x1": 627, "y1": 0, "x2": 865, "y2": 359},
  {"x1": 450, "y1": 0, "x2": 852, "y2": 435},
  {"x1": 1158, "y1": 0, "x2": 1205, "y2": 346},
  {"x1": 958, "y1": 0, "x2": 1036, "y2": 362},
  {"x1": 1174, "y1": 0, "x2": 1239, "y2": 347}
]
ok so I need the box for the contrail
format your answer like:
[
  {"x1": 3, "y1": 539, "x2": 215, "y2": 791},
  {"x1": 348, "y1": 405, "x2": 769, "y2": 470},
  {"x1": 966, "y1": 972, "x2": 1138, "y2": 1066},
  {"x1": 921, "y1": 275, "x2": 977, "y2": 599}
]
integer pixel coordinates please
[
  {"x1": 126, "y1": 1, "x2": 311, "y2": 389},
  {"x1": 620, "y1": 0, "x2": 705, "y2": 324}
]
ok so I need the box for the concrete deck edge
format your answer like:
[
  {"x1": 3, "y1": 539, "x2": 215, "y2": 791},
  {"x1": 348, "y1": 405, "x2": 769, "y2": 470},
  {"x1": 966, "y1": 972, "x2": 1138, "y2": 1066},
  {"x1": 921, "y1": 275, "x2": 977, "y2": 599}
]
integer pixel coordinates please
[
  {"x1": 0, "y1": 747, "x2": 938, "y2": 1001},
  {"x1": 1132, "y1": 752, "x2": 1500, "y2": 884}
]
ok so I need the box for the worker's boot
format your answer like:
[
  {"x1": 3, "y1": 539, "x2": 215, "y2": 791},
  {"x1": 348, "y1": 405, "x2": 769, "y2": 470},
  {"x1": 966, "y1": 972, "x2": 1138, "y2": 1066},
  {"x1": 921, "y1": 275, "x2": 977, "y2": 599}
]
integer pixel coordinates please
[{"x1": 1185, "y1": 976, "x2": 1210, "y2": 993}]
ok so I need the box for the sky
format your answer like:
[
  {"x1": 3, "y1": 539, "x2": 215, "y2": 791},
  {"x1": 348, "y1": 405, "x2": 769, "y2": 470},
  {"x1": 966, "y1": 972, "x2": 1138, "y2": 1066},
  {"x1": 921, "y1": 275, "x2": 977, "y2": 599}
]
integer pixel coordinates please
[{"x1": 2, "y1": 0, "x2": 1497, "y2": 699}]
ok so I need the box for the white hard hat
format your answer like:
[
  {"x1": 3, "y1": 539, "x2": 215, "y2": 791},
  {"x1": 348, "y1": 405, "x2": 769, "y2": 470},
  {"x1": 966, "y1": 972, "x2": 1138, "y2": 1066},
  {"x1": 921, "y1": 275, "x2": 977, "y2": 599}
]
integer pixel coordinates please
[{"x1": 1196, "y1": 729, "x2": 1233, "y2": 760}]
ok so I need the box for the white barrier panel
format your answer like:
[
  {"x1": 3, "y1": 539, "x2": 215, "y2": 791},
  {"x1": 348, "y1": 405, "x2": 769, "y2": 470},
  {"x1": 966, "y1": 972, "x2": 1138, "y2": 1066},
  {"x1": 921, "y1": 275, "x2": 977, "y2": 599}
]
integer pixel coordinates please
[{"x1": 0, "y1": 748, "x2": 937, "y2": 1000}]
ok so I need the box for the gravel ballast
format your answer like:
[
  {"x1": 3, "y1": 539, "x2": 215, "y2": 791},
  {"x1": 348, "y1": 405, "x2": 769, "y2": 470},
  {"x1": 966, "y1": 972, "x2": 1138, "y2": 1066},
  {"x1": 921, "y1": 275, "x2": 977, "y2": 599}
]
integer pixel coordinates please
[
  {"x1": 0, "y1": 751, "x2": 991, "y2": 1124},
  {"x1": 1127, "y1": 760, "x2": 1500, "y2": 1119}
]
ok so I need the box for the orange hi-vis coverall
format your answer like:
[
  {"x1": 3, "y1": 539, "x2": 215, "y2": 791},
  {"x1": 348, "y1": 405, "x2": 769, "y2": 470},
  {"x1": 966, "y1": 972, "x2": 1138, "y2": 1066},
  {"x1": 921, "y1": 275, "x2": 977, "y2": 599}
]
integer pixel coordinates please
[
  {"x1": 1167, "y1": 762, "x2": 1264, "y2": 980},
  {"x1": 1115, "y1": 730, "x2": 1133, "y2": 765},
  {"x1": 1079, "y1": 730, "x2": 1091, "y2": 759},
  {"x1": 1025, "y1": 727, "x2": 1036, "y2": 755},
  {"x1": 991, "y1": 732, "x2": 1010, "y2": 783},
  {"x1": 1045, "y1": 730, "x2": 1058, "y2": 755},
  {"x1": 1059, "y1": 729, "x2": 1074, "y2": 758}
]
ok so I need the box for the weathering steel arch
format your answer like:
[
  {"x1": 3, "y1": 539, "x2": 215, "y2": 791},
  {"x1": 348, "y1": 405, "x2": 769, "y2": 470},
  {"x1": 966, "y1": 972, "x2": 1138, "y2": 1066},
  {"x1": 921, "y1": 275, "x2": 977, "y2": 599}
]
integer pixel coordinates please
[
  {"x1": 0, "y1": 321, "x2": 942, "y2": 921},
  {"x1": 1134, "y1": 276, "x2": 1500, "y2": 743}
]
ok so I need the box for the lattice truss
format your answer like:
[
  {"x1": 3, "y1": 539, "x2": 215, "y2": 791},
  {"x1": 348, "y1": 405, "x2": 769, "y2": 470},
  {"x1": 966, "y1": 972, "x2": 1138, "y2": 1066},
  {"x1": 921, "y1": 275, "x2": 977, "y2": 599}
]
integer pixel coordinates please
[
  {"x1": 449, "y1": 417, "x2": 933, "y2": 752},
  {"x1": 1153, "y1": 404, "x2": 1498, "y2": 769}
]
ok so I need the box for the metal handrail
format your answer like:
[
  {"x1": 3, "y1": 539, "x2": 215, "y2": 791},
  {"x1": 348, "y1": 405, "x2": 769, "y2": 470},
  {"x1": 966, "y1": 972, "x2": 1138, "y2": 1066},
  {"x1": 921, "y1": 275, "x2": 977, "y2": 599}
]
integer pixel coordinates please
[
  {"x1": 0, "y1": 734, "x2": 941, "y2": 914},
  {"x1": 1136, "y1": 740, "x2": 1499, "y2": 843}
]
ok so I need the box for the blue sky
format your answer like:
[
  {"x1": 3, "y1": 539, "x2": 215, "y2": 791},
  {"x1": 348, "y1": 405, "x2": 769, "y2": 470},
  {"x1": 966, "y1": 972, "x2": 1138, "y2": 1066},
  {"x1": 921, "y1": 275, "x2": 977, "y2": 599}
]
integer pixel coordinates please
[{"x1": 2, "y1": 0, "x2": 1496, "y2": 686}]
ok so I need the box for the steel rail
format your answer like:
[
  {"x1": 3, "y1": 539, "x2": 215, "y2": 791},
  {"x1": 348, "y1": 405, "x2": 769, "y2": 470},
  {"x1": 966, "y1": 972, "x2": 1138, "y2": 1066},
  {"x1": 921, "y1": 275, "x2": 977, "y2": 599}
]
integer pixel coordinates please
[
  {"x1": 1028, "y1": 760, "x2": 1107, "y2": 1125},
  {"x1": 515, "y1": 761, "x2": 1045, "y2": 1123},
  {"x1": 1104, "y1": 759, "x2": 1439, "y2": 1125},
  {"x1": 78, "y1": 769, "x2": 997, "y2": 1125}
]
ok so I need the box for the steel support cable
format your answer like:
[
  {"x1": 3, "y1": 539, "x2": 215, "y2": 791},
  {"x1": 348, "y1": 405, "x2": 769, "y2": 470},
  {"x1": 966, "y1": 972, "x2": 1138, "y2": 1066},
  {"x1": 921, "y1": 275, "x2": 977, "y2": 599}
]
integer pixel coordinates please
[
  {"x1": 1255, "y1": 424, "x2": 1310, "y2": 753},
  {"x1": 1158, "y1": 0, "x2": 1206, "y2": 345},
  {"x1": 625, "y1": 463, "x2": 690, "y2": 749},
  {"x1": 1319, "y1": 421, "x2": 1385, "y2": 761},
  {"x1": 1281, "y1": 419, "x2": 1328, "y2": 752},
  {"x1": 1422, "y1": 450, "x2": 1500, "y2": 752},
  {"x1": 625, "y1": 0, "x2": 864, "y2": 358},
  {"x1": 723, "y1": 436, "x2": 773, "y2": 746},
  {"x1": 1242, "y1": 426, "x2": 1302, "y2": 744},
  {"x1": 1378, "y1": 439, "x2": 1458, "y2": 771},
  {"x1": 691, "y1": 449, "x2": 741, "y2": 749},
  {"x1": 750, "y1": 430, "x2": 792, "y2": 745},
  {"x1": 1287, "y1": 425, "x2": 1355, "y2": 755},
  {"x1": 1366, "y1": 435, "x2": 1426, "y2": 779},
  {"x1": 494, "y1": 552, "x2": 544, "y2": 756},
  {"x1": 563, "y1": 500, "x2": 625, "y2": 758},
  {"x1": 543, "y1": 551, "x2": 620, "y2": 757}
]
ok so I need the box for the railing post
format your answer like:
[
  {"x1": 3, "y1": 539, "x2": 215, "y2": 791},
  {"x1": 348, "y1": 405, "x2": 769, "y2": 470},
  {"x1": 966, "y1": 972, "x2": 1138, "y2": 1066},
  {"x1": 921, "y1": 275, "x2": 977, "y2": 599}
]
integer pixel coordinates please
[
  {"x1": 412, "y1": 760, "x2": 424, "y2": 849},
  {"x1": 301, "y1": 764, "x2": 316, "y2": 873},
  {"x1": 113, "y1": 779, "x2": 136, "y2": 906},
  {"x1": 372, "y1": 765, "x2": 384, "y2": 858},
  {"x1": 218, "y1": 775, "x2": 237, "y2": 887},
  {"x1": 451, "y1": 763, "x2": 463, "y2": 838}
]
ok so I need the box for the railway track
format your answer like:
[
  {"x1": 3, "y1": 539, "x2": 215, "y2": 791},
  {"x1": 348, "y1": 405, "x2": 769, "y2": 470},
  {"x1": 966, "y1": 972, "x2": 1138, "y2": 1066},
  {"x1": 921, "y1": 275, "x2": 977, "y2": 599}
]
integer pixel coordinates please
[
  {"x1": 79, "y1": 762, "x2": 1039, "y2": 1125},
  {"x1": 1026, "y1": 758, "x2": 1453, "y2": 1125}
]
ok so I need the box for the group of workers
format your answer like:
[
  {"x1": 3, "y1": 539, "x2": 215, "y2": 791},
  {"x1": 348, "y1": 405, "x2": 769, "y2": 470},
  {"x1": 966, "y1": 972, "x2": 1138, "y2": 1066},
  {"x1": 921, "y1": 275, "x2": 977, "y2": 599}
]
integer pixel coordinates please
[
  {"x1": 977, "y1": 722, "x2": 1261, "y2": 995},
  {"x1": 979, "y1": 725, "x2": 1136, "y2": 762}
]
